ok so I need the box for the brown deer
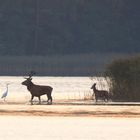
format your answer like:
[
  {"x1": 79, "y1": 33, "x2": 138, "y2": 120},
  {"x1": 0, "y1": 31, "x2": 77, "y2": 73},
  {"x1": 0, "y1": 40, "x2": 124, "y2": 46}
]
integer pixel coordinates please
[
  {"x1": 91, "y1": 83, "x2": 109, "y2": 102},
  {"x1": 22, "y1": 71, "x2": 53, "y2": 105}
]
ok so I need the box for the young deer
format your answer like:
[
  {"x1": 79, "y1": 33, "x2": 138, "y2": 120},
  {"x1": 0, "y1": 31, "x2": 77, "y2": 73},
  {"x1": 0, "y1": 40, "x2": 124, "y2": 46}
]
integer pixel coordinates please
[
  {"x1": 91, "y1": 83, "x2": 109, "y2": 102},
  {"x1": 22, "y1": 71, "x2": 53, "y2": 105}
]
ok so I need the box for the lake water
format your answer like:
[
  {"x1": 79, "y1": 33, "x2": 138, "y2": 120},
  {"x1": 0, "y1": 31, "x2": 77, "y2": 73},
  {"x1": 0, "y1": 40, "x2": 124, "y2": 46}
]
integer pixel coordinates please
[{"x1": 0, "y1": 76, "x2": 109, "y2": 102}]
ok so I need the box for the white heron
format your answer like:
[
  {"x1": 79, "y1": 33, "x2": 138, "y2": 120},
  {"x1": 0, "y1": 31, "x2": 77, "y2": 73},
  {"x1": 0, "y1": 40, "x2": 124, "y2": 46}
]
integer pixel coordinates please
[{"x1": 1, "y1": 84, "x2": 9, "y2": 101}]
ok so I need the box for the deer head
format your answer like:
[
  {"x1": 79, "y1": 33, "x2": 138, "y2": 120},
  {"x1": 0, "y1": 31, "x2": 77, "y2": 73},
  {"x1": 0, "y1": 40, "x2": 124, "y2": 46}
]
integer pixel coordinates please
[
  {"x1": 22, "y1": 71, "x2": 36, "y2": 86},
  {"x1": 91, "y1": 83, "x2": 96, "y2": 89}
]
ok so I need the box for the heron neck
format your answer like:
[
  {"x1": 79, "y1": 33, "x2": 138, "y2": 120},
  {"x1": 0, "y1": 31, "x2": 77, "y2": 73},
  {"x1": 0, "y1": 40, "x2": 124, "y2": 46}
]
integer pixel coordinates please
[{"x1": 6, "y1": 86, "x2": 8, "y2": 91}]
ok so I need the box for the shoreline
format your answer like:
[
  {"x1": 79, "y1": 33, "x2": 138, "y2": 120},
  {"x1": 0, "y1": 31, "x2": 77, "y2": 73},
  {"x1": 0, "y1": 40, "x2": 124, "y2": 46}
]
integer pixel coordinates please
[{"x1": 0, "y1": 101, "x2": 140, "y2": 117}]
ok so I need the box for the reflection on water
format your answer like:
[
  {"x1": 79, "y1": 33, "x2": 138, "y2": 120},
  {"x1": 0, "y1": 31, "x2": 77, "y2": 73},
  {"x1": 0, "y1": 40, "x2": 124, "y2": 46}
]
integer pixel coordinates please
[{"x1": 0, "y1": 76, "x2": 109, "y2": 102}]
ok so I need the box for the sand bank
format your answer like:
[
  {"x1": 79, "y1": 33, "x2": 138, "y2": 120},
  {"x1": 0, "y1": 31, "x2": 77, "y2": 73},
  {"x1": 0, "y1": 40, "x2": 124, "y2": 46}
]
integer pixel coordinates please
[{"x1": 0, "y1": 100, "x2": 140, "y2": 117}]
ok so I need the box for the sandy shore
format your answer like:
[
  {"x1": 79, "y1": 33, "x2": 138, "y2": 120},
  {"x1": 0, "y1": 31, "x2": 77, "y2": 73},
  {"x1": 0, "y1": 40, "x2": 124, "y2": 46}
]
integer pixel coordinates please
[
  {"x1": 1, "y1": 116, "x2": 140, "y2": 140},
  {"x1": 0, "y1": 100, "x2": 140, "y2": 117}
]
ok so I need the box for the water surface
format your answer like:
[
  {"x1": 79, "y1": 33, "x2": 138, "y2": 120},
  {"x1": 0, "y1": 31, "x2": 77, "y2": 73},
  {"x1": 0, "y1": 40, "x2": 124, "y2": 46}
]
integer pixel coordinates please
[{"x1": 0, "y1": 76, "x2": 108, "y2": 102}]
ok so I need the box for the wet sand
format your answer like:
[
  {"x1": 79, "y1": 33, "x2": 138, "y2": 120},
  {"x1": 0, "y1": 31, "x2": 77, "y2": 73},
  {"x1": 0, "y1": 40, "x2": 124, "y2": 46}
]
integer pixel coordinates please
[
  {"x1": 1, "y1": 101, "x2": 140, "y2": 139},
  {"x1": 0, "y1": 100, "x2": 140, "y2": 117}
]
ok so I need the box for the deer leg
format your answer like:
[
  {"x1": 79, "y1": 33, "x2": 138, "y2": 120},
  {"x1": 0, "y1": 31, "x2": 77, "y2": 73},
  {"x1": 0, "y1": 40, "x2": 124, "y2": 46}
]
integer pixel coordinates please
[
  {"x1": 50, "y1": 96, "x2": 52, "y2": 103},
  {"x1": 38, "y1": 96, "x2": 41, "y2": 104},
  {"x1": 30, "y1": 95, "x2": 34, "y2": 105},
  {"x1": 46, "y1": 94, "x2": 49, "y2": 102},
  {"x1": 46, "y1": 94, "x2": 52, "y2": 105},
  {"x1": 49, "y1": 95, "x2": 53, "y2": 104},
  {"x1": 96, "y1": 98, "x2": 98, "y2": 102},
  {"x1": 102, "y1": 96, "x2": 105, "y2": 101},
  {"x1": 106, "y1": 96, "x2": 109, "y2": 102},
  {"x1": 95, "y1": 96, "x2": 98, "y2": 102}
]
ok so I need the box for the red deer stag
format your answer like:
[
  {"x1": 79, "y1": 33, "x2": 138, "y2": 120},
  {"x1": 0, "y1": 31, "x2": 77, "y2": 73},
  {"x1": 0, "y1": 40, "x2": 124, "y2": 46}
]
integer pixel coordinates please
[
  {"x1": 22, "y1": 71, "x2": 53, "y2": 105},
  {"x1": 91, "y1": 83, "x2": 109, "y2": 102}
]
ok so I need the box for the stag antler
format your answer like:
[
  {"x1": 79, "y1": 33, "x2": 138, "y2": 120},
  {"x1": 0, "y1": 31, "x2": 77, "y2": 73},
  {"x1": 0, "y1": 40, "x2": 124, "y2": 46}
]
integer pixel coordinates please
[
  {"x1": 28, "y1": 71, "x2": 36, "y2": 79},
  {"x1": 24, "y1": 71, "x2": 36, "y2": 79}
]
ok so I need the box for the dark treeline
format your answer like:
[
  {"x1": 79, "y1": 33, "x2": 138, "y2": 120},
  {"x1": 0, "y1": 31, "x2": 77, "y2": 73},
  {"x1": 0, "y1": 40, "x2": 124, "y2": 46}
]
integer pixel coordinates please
[
  {"x1": 0, "y1": 0, "x2": 140, "y2": 55},
  {"x1": 0, "y1": 53, "x2": 136, "y2": 76}
]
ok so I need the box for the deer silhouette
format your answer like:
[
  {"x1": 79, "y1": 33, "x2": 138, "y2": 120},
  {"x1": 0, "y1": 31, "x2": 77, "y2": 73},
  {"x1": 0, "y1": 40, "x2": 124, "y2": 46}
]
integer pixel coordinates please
[
  {"x1": 22, "y1": 71, "x2": 53, "y2": 105},
  {"x1": 91, "y1": 83, "x2": 109, "y2": 102}
]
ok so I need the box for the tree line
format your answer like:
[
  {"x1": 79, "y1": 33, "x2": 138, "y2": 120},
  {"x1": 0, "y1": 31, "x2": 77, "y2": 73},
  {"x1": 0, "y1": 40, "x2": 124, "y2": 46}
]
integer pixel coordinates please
[
  {"x1": 0, "y1": 0, "x2": 140, "y2": 55},
  {"x1": 0, "y1": 53, "x2": 132, "y2": 76}
]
